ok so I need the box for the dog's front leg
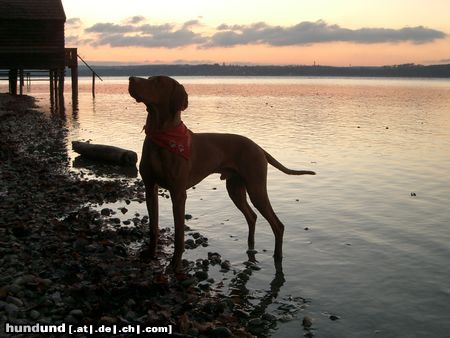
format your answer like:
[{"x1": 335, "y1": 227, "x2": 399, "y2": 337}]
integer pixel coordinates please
[
  {"x1": 145, "y1": 183, "x2": 159, "y2": 258},
  {"x1": 169, "y1": 188, "x2": 187, "y2": 272}
]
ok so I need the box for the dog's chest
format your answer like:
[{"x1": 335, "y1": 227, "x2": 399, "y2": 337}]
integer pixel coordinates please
[{"x1": 140, "y1": 141, "x2": 182, "y2": 190}]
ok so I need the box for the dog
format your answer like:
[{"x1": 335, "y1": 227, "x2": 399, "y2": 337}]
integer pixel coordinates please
[{"x1": 128, "y1": 75, "x2": 315, "y2": 272}]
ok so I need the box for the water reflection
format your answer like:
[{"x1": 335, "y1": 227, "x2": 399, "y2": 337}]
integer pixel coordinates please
[
  {"x1": 73, "y1": 156, "x2": 138, "y2": 178},
  {"x1": 228, "y1": 256, "x2": 287, "y2": 335}
]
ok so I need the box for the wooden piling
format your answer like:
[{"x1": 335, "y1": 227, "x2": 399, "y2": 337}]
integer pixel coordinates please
[
  {"x1": 8, "y1": 69, "x2": 17, "y2": 95},
  {"x1": 19, "y1": 69, "x2": 24, "y2": 95}
]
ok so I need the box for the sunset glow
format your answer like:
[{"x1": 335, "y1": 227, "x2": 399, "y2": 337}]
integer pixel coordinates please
[{"x1": 62, "y1": 0, "x2": 450, "y2": 66}]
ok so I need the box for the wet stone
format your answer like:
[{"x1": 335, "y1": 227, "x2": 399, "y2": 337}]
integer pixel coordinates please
[
  {"x1": 194, "y1": 270, "x2": 209, "y2": 281},
  {"x1": 185, "y1": 239, "x2": 196, "y2": 249},
  {"x1": 101, "y1": 208, "x2": 111, "y2": 216},
  {"x1": 329, "y1": 314, "x2": 340, "y2": 321},
  {"x1": 198, "y1": 281, "x2": 210, "y2": 291},
  {"x1": 234, "y1": 309, "x2": 250, "y2": 318},
  {"x1": 6, "y1": 296, "x2": 23, "y2": 307},
  {"x1": 29, "y1": 310, "x2": 40, "y2": 320},
  {"x1": 5, "y1": 303, "x2": 19, "y2": 318},
  {"x1": 69, "y1": 309, "x2": 83, "y2": 318},
  {"x1": 208, "y1": 252, "x2": 222, "y2": 265},
  {"x1": 209, "y1": 327, "x2": 232, "y2": 338},
  {"x1": 181, "y1": 277, "x2": 198, "y2": 288},
  {"x1": 302, "y1": 315, "x2": 313, "y2": 328},
  {"x1": 220, "y1": 260, "x2": 231, "y2": 271}
]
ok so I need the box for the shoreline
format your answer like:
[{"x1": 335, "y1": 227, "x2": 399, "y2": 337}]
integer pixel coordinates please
[{"x1": 0, "y1": 94, "x2": 262, "y2": 337}]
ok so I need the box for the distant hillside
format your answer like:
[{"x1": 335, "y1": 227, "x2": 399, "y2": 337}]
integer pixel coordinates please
[{"x1": 78, "y1": 63, "x2": 450, "y2": 78}]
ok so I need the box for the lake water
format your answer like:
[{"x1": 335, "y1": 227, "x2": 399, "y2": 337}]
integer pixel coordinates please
[{"x1": 8, "y1": 76, "x2": 450, "y2": 337}]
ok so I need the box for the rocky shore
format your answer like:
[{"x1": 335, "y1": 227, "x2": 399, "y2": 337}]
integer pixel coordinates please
[{"x1": 1, "y1": 94, "x2": 295, "y2": 337}]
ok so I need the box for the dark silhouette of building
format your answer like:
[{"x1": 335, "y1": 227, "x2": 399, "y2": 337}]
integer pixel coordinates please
[{"x1": 0, "y1": 0, "x2": 78, "y2": 106}]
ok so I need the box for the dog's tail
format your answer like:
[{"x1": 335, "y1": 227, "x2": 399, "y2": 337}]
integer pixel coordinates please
[{"x1": 264, "y1": 150, "x2": 316, "y2": 175}]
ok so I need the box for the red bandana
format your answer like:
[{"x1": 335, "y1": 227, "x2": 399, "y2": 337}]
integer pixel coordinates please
[{"x1": 146, "y1": 122, "x2": 192, "y2": 160}]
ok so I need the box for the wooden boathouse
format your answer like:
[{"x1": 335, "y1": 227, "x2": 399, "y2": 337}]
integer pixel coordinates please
[{"x1": 0, "y1": 0, "x2": 79, "y2": 106}]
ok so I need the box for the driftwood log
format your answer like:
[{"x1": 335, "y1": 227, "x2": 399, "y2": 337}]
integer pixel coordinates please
[{"x1": 72, "y1": 141, "x2": 138, "y2": 166}]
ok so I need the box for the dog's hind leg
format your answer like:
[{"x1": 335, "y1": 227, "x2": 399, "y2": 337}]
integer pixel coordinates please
[
  {"x1": 246, "y1": 180, "x2": 285, "y2": 261},
  {"x1": 226, "y1": 176, "x2": 258, "y2": 252}
]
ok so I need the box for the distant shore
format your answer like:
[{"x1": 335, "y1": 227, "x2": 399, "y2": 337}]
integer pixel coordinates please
[{"x1": 75, "y1": 63, "x2": 450, "y2": 78}]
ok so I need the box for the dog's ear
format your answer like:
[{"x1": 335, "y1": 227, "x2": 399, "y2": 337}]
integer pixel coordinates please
[{"x1": 171, "y1": 82, "x2": 188, "y2": 113}]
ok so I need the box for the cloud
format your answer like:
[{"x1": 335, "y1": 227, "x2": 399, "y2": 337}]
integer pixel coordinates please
[
  {"x1": 85, "y1": 21, "x2": 206, "y2": 48},
  {"x1": 66, "y1": 17, "x2": 82, "y2": 28},
  {"x1": 126, "y1": 16, "x2": 146, "y2": 24},
  {"x1": 82, "y1": 19, "x2": 446, "y2": 49},
  {"x1": 86, "y1": 23, "x2": 136, "y2": 34},
  {"x1": 204, "y1": 20, "x2": 446, "y2": 47},
  {"x1": 182, "y1": 20, "x2": 202, "y2": 29},
  {"x1": 95, "y1": 30, "x2": 205, "y2": 48}
]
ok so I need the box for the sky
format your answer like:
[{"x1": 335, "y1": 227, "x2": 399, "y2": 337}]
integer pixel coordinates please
[{"x1": 62, "y1": 0, "x2": 450, "y2": 66}]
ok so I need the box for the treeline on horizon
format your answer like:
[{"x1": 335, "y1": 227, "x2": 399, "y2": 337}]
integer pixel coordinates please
[{"x1": 78, "y1": 63, "x2": 450, "y2": 78}]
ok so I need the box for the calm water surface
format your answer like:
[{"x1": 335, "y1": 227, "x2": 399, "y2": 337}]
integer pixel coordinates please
[{"x1": 12, "y1": 76, "x2": 450, "y2": 337}]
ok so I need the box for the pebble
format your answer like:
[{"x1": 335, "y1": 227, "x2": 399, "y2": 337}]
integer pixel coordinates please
[
  {"x1": 5, "y1": 303, "x2": 19, "y2": 318},
  {"x1": 100, "y1": 316, "x2": 117, "y2": 324},
  {"x1": 185, "y1": 239, "x2": 196, "y2": 249},
  {"x1": 6, "y1": 295, "x2": 23, "y2": 307},
  {"x1": 29, "y1": 310, "x2": 40, "y2": 320},
  {"x1": 234, "y1": 309, "x2": 250, "y2": 318},
  {"x1": 262, "y1": 313, "x2": 277, "y2": 322},
  {"x1": 64, "y1": 314, "x2": 78, "y2": 324},
  {"x1": 69, "y1": 309, "x2": 84, "y2": 318},
  {"x1": 198, "y1": 281, "x2": 211, "y2": 291},
  {"x1": 101, "y1": 208, "x2": 111, "y2": 216},
  {"x1": 220, "y1": 260, "x2": 231, "y2": 271},
  {"x1": 208, "y1": 252, "x2": 222, "y2": 265},
  {"x1": 181, "y1": 277, "x2": 198, "y2": 288},
  {"x1": 111, "y1": 217, "x2": 121, "y2": 224},
  {"x1": 209, "y1": 327, "x2": 232, "y2": 338},
  {"x1": 194, "y1": 271, "x2": 209, "y2": 281},
  {"x1": 302, "y1": 315, "x2": 313, "y2": 328}
]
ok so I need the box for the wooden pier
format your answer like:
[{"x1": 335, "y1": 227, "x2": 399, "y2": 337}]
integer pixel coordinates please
[{"x1": 0, "y1": 0, "x2": 96, "y2": 111}]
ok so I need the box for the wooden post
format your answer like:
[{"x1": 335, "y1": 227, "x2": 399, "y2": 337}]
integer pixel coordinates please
[
  {"x1": 19, "y1": 69, "x2": 24, "y2": 95},
  {"x1": 66, "y1": 48, "x2": 79, "y2": 101},
  {"x1": 49, "y1": 70, "x2": 55, "y2": 106},
  {"x1": 92, "y1": 72, "x2": 96, "y2": 98},
  {"x1": 58, "y1": 68, "x2": 64, "y2": 100},
  {"x1": 71, "y1": 61, "x2": 78, "y2": 100},
  {"x1": 9, "y1": 69, "x2": 18, "y2": 95},
  {"x1": 26, "y1": 72, "x2": 31, "y2": 89},
  {"x1": 54, "y1": 70, "x2": 59, "y2": 103}
]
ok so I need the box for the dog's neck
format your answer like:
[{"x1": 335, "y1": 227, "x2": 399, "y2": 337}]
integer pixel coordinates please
[{"x1": 145, "y1": 105, "x2": 182, "y2": 132}]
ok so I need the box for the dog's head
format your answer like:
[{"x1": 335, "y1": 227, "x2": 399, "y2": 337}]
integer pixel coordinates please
[{"x1": 128, "y1": 76, "x2": 188, "y2": 115}]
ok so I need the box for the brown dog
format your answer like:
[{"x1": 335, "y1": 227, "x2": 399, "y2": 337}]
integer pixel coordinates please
[{"x1": 129, "y1": 75, "x2": 315, "y2": 271}]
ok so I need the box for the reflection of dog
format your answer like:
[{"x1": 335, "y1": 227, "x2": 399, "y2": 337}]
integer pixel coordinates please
[{"x1": 129, "y1": 75, "x2": 315, "y2": 271}]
